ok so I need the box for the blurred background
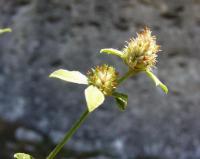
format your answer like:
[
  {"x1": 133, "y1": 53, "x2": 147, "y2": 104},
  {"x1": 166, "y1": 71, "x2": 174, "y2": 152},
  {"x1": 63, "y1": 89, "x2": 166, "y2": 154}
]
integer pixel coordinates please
[{"x1": 0, "y1": 0, "x2": 200, "y2": 159}]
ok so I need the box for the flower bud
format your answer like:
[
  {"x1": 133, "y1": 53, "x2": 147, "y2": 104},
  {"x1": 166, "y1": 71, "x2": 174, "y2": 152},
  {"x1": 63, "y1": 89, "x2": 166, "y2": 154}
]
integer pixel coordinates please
[
  {"x1": 87, "y1": 64, "x2": 118, "y2": 96},
  {"x1": 122, "y1": 27, "x2": 160, "y2": 71}
]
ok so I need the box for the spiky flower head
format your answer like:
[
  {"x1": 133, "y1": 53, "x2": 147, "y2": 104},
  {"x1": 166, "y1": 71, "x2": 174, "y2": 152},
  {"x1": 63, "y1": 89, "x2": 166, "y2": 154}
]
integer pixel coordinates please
[
  {"x1": 87, "y1": 64, "x2": 118, "y2": 96},
  {"x1": 122, "y1": 27, "x2": 160, "y2": 71}
]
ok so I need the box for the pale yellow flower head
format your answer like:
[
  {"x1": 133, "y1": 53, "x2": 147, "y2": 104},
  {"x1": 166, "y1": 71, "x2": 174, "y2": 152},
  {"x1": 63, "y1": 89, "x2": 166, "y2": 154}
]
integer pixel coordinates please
[
  {"x1": 49, "y1": 64, "x2": 119, "y2": 112},
  {"x1": 87, "y1": 64, "x2": 118, "y2": 96},
  {"x1": 122, "y1": 27, "x2": 160, "y2": 71}
]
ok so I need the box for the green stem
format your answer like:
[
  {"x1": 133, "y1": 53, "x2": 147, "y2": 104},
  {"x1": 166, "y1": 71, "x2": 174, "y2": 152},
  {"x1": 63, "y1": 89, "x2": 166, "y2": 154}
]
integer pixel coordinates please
[
  {"x1": 46, "y1": 70, "x2": 138, "y2": 159},
  {"x1": 46, "y1": 109, "x2": 90, "y2": 159},
  {"x1": 118, "y1": 70, "x2": 137, "y2": 84}
]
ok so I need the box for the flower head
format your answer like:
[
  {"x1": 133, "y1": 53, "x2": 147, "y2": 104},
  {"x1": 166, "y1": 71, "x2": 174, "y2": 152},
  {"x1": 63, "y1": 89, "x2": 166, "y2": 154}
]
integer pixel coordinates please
[
  {"x1": 122, "y1": 27, "x2": 160, "y2": 71},
  {"x1": 87, "y1": 64, "x2": 118, "y2": 96},
  {"x1": 49, "y1": 64, "x2": 119, "y2": 112},
  {"x1": 100, "y1": 27, "x2": 168, "y2": 94}
]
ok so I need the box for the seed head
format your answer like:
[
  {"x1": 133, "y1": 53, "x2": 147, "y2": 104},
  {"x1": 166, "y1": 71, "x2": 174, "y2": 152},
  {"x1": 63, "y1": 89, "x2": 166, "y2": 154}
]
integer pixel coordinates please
[
  {"x1": 122, "y1": 27, "x2": 160, "y2": 71},
  {"x1": 87, "y1": 64, "x2": 118, "y2": 96}
]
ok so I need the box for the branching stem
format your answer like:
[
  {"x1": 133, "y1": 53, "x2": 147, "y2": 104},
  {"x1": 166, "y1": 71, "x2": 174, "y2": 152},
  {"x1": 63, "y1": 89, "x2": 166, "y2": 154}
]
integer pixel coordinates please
[
  {"x1": 118, "y1": 70, "x2": 137, "y2": 84},
  {"x1": 46, "y1": 70, "x2": 137, "y2": 159}
]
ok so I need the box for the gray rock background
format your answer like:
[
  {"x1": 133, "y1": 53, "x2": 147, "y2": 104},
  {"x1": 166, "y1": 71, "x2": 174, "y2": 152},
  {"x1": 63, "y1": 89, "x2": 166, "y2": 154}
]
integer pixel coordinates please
[{"x1": 0, "y1": 0, "x2": 200, "y2": 159}]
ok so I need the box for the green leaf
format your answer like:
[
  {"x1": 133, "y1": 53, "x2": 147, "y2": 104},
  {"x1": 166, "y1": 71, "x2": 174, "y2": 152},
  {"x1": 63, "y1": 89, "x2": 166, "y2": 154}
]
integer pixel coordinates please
[
  {"x1": 0, "y1": 28, "x2": 12, "y2": 34},
  {"x1": 113, "y1": 92, "x2": 128, "y2": 111},
  {"x1": 100, "y1": 48, "x2": 123, "y2": 58},
  {"x1": 145, "y1": 70, "x2": 168, "y2": 94},
  {"x1": 85, "y1": 85, "x2": 105, "y2": 112},
  {"x1": 49, "y1": 69, "x2": 88, "y2": 85},
  {"x1": 14, "y1": 153, "x2": 34, "y2": 159}
]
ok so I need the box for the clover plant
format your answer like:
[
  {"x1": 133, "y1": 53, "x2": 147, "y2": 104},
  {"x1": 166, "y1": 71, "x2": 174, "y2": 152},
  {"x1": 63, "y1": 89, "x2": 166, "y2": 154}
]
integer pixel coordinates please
[{"x1": 14, "y1": 27, "x2": 168, "y2": 159}]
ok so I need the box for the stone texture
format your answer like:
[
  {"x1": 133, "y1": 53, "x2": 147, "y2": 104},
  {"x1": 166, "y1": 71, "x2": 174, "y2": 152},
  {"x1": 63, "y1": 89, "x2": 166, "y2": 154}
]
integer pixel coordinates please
[
  {"x1": 15, "y1": 127, "x2": 43, "y2": 143},
  {"x1": 0, "y1": 0, "x2": 200, "y2": 159}
]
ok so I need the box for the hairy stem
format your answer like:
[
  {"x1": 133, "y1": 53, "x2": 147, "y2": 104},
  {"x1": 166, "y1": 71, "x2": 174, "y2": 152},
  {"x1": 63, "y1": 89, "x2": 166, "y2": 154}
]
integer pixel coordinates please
[{"x1": 46, "y1": 110, "x2": 89, "y2": 159}]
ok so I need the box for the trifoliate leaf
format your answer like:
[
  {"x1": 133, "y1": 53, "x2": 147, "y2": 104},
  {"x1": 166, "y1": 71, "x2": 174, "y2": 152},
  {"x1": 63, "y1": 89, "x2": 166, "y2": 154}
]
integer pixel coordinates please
[
  {"x1": 85, "y1": 85, "x2": 105, "y2": 112},
  {"x1": 49, "y1": 69, "x2": 88, "y2": 85},
  {"x1": 145, "y1": 70, "x2": 168, "y2": 94},
  {"x1": 100, "y1": 48, "x2": 123, "y2": 58},
  {"x1": 0, "y1": 28, "x2": 12, "y2": 34},
  {"x1": 14, "y1": 153, "x2": 34, "y2": 159},
  {"x1": 113, "y1": 92, "x2": 128, "y2": 111}
]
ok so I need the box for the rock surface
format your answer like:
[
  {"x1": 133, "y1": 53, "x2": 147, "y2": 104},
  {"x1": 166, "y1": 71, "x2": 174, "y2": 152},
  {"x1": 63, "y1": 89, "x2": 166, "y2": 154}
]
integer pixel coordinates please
[{"x1": 0, "y1": 0, "x2": 200, "y2": 159}]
